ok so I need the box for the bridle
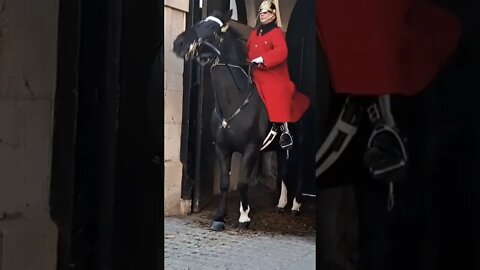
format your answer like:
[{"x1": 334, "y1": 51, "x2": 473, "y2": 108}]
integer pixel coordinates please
[
  {"x1": 184, "y1": 16, "x2": 227, "y2": 66},
  {"x1": 184, "y1": 39, "x2": 221, "y2": 66}
]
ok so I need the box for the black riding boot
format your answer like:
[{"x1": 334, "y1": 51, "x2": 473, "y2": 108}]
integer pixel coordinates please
[{"x1": 279, "y1": 122, "x2": 293, "y2": 150}]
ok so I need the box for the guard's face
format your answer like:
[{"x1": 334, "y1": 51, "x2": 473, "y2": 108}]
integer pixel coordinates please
[{"x1": 259, "y1": 11, "x2": 275, "y2": 24}]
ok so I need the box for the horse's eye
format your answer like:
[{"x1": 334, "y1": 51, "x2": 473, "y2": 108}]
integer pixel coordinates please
[{"x1": 209, "y1": 25, "x2": 214, "y2": 29}]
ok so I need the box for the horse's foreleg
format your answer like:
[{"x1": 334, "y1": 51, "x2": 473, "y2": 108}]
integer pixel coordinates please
[
  {"x1": 210, "y1": 146, "x2": 231, "y2": 231},
  {"x1": 238, "y1": 145, "x2": 259, "y2": 229}
]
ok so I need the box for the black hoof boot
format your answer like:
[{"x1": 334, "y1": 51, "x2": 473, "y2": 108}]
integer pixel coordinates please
[
  {"x1": 210, "y1": 221, "x2": 226, "y2": 231},
  {"x1": 291, "y1": 210, "x2": 300, "y2": 216},
  {"x1": 276, "y1": 207, "x2": 285, "y2": 213},
  {"x1": 238, "y1": 222, "x2": 250, "y2": 230}
]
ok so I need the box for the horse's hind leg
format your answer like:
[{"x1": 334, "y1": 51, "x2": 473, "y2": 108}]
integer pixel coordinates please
[
  {"x1": 276, "y1": 149, "x2": 288, "y2": 212},
  {"x1": 276, "y1": 148, "x2": 303, "y2": 216},
  {"x1": 238, "y1": 144, "x2": 259, "y2": 229},
  {"x1": 210, "y1": 146, "x2": 232, "y2": 231},
  {"x1": 291, "y1": 174, "x2": 304, "y2": 216}
]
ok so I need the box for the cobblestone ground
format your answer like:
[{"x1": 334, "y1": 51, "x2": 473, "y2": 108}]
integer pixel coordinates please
[{"x1": 164, "y1": 217, "x2": 316, "y2": 270}]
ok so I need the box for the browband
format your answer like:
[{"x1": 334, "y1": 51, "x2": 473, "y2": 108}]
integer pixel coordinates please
[{"x1": 205, "y1": 16, "x2": 223, "y2": 27}]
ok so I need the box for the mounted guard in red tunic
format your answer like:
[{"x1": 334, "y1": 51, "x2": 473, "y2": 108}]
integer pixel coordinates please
[{"x1": 247, "y1": 0, "x2": 310, "y2": 150}]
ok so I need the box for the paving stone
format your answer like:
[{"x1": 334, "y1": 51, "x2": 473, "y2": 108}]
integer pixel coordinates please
[{"x1": 165, "y1": 217, "x2": 315, "y2": 269}]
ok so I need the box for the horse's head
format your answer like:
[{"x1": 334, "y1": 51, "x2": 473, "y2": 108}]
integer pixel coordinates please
[{"x1": 173, "y1": 10, "x2": 233, "y2": 64}]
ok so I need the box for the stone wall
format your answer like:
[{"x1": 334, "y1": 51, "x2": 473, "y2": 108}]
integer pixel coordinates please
[
  {"x1": 0, "y1": 0, "x2": 59, "y2": 269},
  {"x1": 164, "y1": 0, "x2": 191, "y2": 216}
]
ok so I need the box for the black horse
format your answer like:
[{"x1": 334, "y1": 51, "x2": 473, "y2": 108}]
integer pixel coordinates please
[{"x1": 173, "y1": 10, "x2": 307, "y2": 231}]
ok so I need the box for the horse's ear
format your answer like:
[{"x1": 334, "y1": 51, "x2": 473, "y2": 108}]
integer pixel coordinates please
[{"x1": 224, "y1": 9, "x2": 233, "y2": 21}]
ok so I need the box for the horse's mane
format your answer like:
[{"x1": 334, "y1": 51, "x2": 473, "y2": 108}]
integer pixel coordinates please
[
  {"x1": 223, "y1": 26, "x2": 247, "y2": 64},
  {"x1": 209, "y1": 11, "x2": 247, "y2": 64}
]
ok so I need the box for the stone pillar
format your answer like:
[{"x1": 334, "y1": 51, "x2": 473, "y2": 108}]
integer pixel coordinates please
[
  {"x1": 0, "y1": 0, "x2": 59, "y2": 269},
  {"x1": 164, "y1": 0, "x2": 191, "y2": 216}
]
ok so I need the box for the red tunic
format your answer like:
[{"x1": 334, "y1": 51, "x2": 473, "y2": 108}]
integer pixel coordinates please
[
  {"x1": 316, "y1": 0, "x2": 461, "y2": 95},
  {"x1": 247, "y1": 27, "x2": 310, "y2": 122}
]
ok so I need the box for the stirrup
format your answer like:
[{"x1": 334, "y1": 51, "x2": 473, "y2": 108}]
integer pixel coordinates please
[
  {"x1": 364, "y1": 125, "x2": 408, "y2": 182},
  {"x1": 279, "y1": 132, "x2": 293, "y2": 150}
]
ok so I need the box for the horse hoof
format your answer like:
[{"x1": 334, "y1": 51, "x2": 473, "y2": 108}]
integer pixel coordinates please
[
  {"x1": 276, "y1": 207, "x2": 285, "y2": 213},
  {"x1": 238, "y1": 222, "x2": 250, "y2": 230},
  {"x1": 209, "y1": 221, "x2": 226, "y2": 231},
  {"x1": 291, "y1": 210, "x2": 300, "y2": 216}
]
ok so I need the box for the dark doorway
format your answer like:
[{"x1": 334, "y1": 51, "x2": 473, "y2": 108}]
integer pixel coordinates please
[
  {"x1": 50, "y1": 1, "x2": 163, "y2": 269},
  {"x1": 181, "y1": 0, "x2": 247, "y2": 213}
]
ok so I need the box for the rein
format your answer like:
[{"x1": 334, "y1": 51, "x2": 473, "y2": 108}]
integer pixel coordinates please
[{"x1": 212, "y1": 60, "x2": 256, "y2": 129}]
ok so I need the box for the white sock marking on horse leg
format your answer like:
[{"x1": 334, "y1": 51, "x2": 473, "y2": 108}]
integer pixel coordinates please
[
  {"x1": 277, "y1": 181, "x2": 288, "y2": 208},
  {"x1": 239, "y1": 202, "x2": 250, "y2": 223},
  {"x1": 291, "y1": 197, "x2": 301, "y2": 211}
]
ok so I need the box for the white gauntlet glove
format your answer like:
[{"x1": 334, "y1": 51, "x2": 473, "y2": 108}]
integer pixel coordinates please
[{"x1": 251, "y1": 56, "x2": 264, "y2": 64}]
